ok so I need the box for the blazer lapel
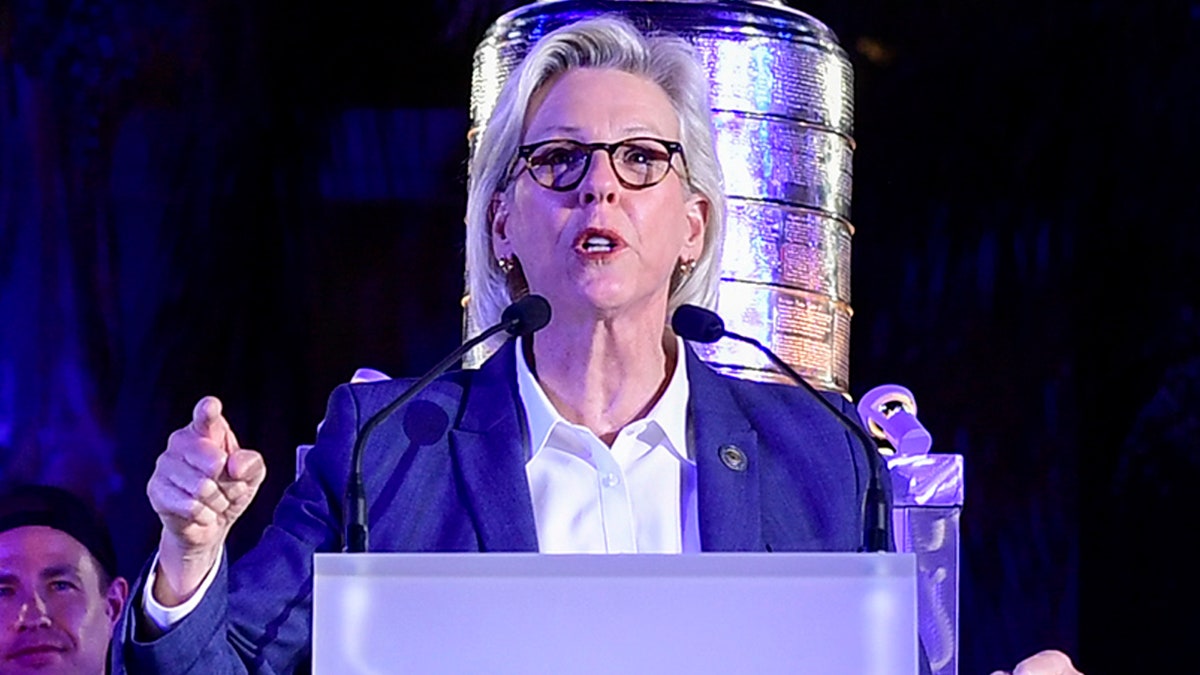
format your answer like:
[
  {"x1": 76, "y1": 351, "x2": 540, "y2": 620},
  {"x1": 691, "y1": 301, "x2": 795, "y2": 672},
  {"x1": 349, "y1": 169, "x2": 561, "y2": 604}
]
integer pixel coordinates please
[
  {"x1": 448, "y1": 341, "x2": 539, "y2": 552},
  {"x1": 686, "y1": 347, "x2": 764, "y2": 551}
]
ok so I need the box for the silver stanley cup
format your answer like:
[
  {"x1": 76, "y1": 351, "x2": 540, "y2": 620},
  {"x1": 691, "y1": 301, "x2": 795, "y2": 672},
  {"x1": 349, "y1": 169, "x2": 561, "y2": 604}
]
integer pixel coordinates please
[{"x1": 468, "y1": 0, "x2": 855, "y2": 392}]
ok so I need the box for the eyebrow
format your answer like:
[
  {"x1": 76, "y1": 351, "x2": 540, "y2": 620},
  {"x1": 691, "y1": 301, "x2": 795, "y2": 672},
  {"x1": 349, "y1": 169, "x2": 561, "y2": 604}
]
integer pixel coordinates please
[
  {"x1": 0, "y1": 566, "x2": 85, "y2": 590},
  {"x1": 528, "y1": 123, "x2": 666, "y2": 140},
  {"x1": 40, "y1": 564, "x2": 83, "y2": 580},
  {"x1": 534, "y1": 124, "x2": 582, "y2": 136}
]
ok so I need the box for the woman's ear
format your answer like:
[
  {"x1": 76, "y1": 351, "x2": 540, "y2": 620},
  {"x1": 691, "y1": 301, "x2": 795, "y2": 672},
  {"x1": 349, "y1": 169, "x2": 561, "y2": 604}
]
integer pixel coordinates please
[
  {"x1": 682, "y1": 194, "x2": 708, "y2": 260},
  {"x1": 490, "y1": 193, "x2": 513, "y2": 258}
]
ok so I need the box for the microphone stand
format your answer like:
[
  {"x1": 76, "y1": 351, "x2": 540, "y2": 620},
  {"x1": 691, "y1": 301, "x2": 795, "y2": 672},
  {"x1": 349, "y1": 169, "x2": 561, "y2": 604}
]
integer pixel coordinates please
[{"x1": 344, "y1": 295, "x2": 551, "y2": 552}]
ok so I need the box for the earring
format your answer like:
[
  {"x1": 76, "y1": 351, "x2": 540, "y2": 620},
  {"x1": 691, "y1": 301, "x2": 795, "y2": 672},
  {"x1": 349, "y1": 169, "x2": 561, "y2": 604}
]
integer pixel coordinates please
[
  {"x1": 676, "y1": 259, "x2": 698, "y2": 278},
  {"x1": 499, "y1": 256, "x2": 529, "y2": 299}
]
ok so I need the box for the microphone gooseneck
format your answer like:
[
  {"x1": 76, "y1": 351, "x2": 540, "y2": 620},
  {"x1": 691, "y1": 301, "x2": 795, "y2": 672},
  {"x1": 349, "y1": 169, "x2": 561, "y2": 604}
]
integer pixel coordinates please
[
  {"x1": 345, "y1": 294, "x2": 552, "y2": 552},
  {"x1": 672, "y1": 304, "x2": 891, "y2": 553}
]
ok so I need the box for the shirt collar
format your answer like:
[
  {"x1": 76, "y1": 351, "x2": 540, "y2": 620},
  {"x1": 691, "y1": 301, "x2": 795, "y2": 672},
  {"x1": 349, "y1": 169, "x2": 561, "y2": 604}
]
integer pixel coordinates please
[{"x1": 515, "y1": 335, "x2": 692, "y2": 462}]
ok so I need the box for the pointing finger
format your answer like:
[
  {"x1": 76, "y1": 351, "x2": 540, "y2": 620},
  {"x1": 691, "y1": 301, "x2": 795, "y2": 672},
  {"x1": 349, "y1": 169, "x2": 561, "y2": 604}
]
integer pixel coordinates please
[
  {"x1": 190, "y1": 396, "x2": 226, "y2": 439},
  {"x1": 189, "y1": 396, "x2": 241, "y2": 454}
]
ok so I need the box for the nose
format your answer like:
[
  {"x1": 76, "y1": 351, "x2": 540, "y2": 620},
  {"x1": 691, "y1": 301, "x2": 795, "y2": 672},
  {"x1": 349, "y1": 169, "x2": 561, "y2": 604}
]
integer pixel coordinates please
[
  {"x1": 577, "y1": 149, "x2": 620, "y2": 206},
  {"x1": 13, "y1": 593, "x2": 52, "y2": 630}
]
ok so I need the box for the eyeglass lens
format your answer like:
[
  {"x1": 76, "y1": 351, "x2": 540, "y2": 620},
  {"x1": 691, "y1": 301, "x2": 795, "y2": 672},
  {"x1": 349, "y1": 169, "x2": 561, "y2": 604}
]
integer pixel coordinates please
[{"x1": 525, "y1": 139, "x2": 676, "y2": 190}]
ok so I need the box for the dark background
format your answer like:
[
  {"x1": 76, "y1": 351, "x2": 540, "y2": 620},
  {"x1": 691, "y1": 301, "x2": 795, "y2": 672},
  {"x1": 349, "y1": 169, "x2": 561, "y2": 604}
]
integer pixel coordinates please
[{"x1": 1, "y1": 0, "x2": 1197, "y2": 671}]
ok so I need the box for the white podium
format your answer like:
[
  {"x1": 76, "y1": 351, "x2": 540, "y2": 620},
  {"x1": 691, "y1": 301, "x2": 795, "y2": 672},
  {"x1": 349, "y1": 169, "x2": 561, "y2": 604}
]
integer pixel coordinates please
[{"x1": 313, "y1": 552, "x2": 918, "y2": 675}]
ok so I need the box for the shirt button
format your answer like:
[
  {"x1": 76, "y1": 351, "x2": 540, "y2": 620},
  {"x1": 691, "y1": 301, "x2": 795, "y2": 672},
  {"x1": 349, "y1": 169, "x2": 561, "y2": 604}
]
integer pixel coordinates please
[{"x1": 601, "y1": 472, "x2": 620, "y2": 488}]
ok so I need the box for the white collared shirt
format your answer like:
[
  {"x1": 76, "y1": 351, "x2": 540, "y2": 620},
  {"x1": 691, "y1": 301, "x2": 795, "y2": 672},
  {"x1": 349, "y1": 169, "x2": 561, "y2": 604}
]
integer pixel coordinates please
[{"x1": 516, "y1": 336, "x2": 700, "y2": 554}]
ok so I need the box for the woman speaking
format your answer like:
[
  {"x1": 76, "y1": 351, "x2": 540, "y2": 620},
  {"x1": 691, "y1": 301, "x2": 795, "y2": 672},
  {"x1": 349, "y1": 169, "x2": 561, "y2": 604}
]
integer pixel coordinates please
[{"x1": 112, "y1": 15, "x2": 1076, "y2": 675}]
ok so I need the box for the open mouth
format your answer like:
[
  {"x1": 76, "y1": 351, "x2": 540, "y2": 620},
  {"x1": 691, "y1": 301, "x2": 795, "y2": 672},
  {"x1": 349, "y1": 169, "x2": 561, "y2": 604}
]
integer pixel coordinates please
[
  {"x1": 575, "y1": 229, "x2": 624, "y2": 255},
  {"x1": 581, "y1": 234, "x2": 616, "y2": 253}
]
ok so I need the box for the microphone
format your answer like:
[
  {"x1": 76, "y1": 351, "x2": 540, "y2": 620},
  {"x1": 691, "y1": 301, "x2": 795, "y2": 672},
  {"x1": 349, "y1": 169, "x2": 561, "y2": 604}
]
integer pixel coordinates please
[
  {"x1": 345, "y1": 294, "x2": 552, "y2": 552},
  {"x1": 671, "y1": 304, "x2": 891, "y2": 553}
]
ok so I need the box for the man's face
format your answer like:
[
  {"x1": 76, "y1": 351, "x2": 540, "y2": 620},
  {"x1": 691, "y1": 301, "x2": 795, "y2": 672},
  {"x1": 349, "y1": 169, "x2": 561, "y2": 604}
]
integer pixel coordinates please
[{"x1": 0, "y1": 526, "x2": 127, "y2": 674}]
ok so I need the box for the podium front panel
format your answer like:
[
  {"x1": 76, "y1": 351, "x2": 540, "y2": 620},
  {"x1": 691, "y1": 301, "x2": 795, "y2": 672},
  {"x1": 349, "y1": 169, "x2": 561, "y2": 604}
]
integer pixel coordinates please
[{"x1": 314, "y1": 552, "x2": 917, "y2": 675}]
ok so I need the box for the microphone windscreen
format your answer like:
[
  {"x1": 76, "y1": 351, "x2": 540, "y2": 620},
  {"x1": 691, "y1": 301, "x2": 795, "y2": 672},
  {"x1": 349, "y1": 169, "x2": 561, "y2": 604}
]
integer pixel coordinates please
[
  {"x1": 502, "y1": 295, "x2": 552, "y2": 336},
  {"x1": 671, "y1": 305, "x2": 726, "y2": 344}
]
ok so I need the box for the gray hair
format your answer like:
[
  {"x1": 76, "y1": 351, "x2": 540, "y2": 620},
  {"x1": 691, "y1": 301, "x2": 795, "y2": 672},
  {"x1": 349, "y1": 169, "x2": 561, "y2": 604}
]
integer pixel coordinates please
[{"x1": 465, "y1": 15, "x2": 726, "y2": 332}]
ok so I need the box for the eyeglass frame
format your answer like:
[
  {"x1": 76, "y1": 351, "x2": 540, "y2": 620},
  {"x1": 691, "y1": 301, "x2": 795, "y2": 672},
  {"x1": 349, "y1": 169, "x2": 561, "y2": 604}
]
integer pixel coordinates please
[{"x1": 503, "y1": 136, "x2": 689, "y2": 192}]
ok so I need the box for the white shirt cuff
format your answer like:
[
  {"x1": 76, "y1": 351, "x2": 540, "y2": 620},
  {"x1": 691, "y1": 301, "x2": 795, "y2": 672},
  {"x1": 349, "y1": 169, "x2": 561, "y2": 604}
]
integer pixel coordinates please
[{"x1": 141, "y1": 546, "x2": 224, "y2": 632}]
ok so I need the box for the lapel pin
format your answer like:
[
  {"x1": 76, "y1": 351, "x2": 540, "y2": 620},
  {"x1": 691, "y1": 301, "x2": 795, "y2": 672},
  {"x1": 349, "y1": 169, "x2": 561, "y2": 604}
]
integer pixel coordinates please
[{"x1": 719, "y1": 444, "x2": 748, "y2": 472}]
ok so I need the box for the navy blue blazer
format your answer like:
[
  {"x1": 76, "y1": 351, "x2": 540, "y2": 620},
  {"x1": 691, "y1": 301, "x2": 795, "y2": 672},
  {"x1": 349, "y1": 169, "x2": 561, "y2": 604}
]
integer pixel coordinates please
[{"x1": 114, "y1": 341, "x2": 874, "y2": 674}]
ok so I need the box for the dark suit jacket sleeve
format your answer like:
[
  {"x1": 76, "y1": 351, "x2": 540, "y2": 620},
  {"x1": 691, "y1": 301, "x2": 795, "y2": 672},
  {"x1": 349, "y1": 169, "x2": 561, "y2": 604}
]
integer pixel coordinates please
[{"x1": 112, "y1": 384, "x2": 362, "y2": 674}]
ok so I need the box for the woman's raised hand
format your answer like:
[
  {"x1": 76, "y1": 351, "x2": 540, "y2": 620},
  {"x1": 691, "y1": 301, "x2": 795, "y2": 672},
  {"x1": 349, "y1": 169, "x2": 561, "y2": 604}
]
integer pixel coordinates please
[{"x1": 147, "y1": 396, "x2": 266, "y2": 605}]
